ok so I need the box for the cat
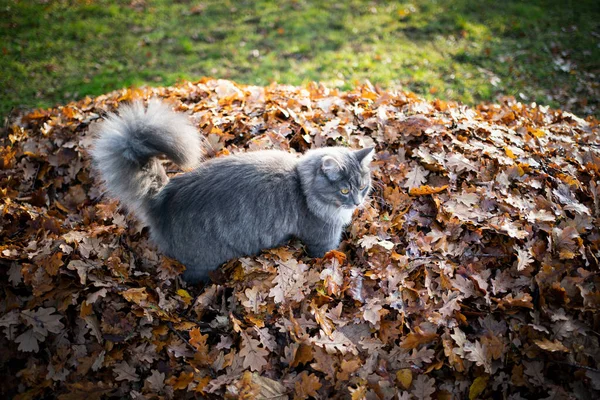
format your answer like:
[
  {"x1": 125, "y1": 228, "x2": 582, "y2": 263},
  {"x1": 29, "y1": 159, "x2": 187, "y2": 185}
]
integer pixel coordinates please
[{"x1": 92, "y1": 99, "x2": 374, "y2": 282}]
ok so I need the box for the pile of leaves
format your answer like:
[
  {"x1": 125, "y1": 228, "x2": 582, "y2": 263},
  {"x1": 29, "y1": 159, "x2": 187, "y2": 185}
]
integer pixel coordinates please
[{"x1": 1, "y1": 78, "x2": 599, "y2": 400}]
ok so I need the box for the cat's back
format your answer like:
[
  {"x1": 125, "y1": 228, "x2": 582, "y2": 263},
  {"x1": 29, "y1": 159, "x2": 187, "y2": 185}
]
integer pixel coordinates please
[
  {"x1": 197, "y1": 149, "x2": 298, "y2": 185},
  {"x1": 155, "y1": 149, "x2": 302, "y2": 220},
  {"x1": 215, "y1": 149, "x2": 298, "y2": 173}
]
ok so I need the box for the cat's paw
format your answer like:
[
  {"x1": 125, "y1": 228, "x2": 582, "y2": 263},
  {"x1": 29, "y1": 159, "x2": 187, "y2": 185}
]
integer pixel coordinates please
[
  {"x1": 306, "y1": 245, "x2": 331, "y2": 258},
  {"x1": 182, "y1": 268, "x2": 210, "y2": 284}
]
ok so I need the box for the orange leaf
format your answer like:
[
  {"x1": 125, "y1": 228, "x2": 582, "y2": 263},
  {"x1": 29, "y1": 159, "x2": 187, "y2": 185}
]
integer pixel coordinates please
[
  {"x1": 189, "y1": 327, "x2": 208, "y2": 352},
  {"x1": 167, "y1": 371, "x2": 194, "y2": 390},
  {"x1": 400, "y1": 328, "x2": 438, "y2": 349},
  {"x1": 80, "y1": 301, "x2": 93, "y2": 318},
  {"x1": 409, "y1": 185, "x2": 448, "y2": 196},
  {"x1": 194, "y1": 376, "x2": 211, "y2": 394},
  {"x1": 324, "y1": 249, "x2": 346, "y2": 264}
]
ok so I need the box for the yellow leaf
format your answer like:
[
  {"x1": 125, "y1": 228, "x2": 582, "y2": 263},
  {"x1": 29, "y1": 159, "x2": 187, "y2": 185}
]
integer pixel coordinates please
[
  {"x1": 469, "y1": 376, "x2": 489, "y2": 400},
  {"x1": 398, "y1": 9, "x2": 411, "y2": 18},
  {"x1": 349, "y1": 383, "x2": 368, "y2": 400},
  {"x1": 504, "y1": 147, "x2": 516, "y2": 159},
  {"x1": 176, "y1": 289, "x2": 192, "y2": 306},
  {"x1": 557, "y1": 173, "x2": 579, "y2": 186},
  {"x1": 231, "y1": 264, "x2": 245, "y2": 281},
  {"x1": 396, "y1": 368, "x2": 412, "y2": 389},
  {"x1": 529, "y1": 128, "x2": 546, "y2": 138}
]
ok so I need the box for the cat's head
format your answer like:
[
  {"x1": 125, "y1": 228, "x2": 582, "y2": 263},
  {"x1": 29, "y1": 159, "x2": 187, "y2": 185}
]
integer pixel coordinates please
[{"x1": 299, "y1": 146, "x2": 375, "y2": 223}]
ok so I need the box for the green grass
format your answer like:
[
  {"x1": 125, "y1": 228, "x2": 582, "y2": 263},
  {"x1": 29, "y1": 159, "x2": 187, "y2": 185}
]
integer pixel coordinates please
[{"x1": 1, "y1": 0, "x2": 599, "y2": 121}]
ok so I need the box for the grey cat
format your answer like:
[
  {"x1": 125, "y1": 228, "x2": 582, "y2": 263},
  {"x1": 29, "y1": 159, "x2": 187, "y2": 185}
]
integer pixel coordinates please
[{"x1": 92, "y1": 100, "x2": 374, "y2": 282}]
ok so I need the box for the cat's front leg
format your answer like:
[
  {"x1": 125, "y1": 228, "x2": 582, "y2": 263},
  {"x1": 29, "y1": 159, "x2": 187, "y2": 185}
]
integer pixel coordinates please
[
  {"x1": 300, "y1": 220, "x2": 344, "y2": 258},
  {"x1": 182, "y1": 265, "x2": 211, "y2": 284},
  {"x1": 303, "y1": 235, "x2": 342, "y2": 258},
  {"x1": 306, "y1": 244, "x2": 332, "y2": 258}
]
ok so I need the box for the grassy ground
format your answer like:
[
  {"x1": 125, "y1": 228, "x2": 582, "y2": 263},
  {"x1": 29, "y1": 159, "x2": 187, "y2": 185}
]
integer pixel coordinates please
[{"x1": 1, "y1": 0, "x2": 599, "y2": 122}]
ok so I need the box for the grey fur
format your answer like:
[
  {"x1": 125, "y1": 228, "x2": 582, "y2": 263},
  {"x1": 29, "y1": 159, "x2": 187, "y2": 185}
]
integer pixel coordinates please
[
  {"x1": 91, "y1": 100, "x2": 203, "y2": 225},
  {"x1": 92, "y1": 100, "x2": 374, "y2": 282}
]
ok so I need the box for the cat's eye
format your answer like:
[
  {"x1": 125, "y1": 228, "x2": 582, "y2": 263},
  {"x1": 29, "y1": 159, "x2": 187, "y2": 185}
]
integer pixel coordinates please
[
  {"x1": 359, "y1": 185, "x2": 367, "y2": 190},
  {"x1": 340, "y1": 188, "x2": 350, "y2": 195}
]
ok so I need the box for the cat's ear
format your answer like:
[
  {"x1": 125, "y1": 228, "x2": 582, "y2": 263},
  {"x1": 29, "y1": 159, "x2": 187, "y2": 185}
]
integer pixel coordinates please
[
  {"x1": 355, "y1": 147, "x2": 375, "y2": 167},
  {"x1": 321, "y1": 156, "x2": 342, "y2": 179}
]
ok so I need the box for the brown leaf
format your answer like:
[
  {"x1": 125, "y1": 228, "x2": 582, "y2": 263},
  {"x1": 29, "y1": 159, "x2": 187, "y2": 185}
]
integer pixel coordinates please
[
  {"x1": 336, "y1": 358, "x2": 362, "y2": 381},
  {"x1": 403, "y1": 163, "x2": 429, "y2": 189},
  {"x1": 239, "y1": 331, "x2": 269, "y2": 372},
  {"x1": 294, "y1": 372, "x2": 322, "y2": 400},
  {"x1": 112, "y1": 361, "x2": 139, "y2": 382},
  {"x1": 533, "y1": 338, "x2": 569, "y2": 352},
  {"x1": 400, "y1": 328, "x2": 438, "y2": 349},
  {"x1": 411, "y1": 375, "x2": 435, "y2": 400},
  {"x1": 290, "y1": 343, "x2": 314, "y2": 367}
]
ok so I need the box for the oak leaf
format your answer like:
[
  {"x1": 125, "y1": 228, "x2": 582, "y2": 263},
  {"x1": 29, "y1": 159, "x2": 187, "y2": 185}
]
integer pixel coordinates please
[
  {"x1": 269, "y1": 259, "x2": 308, "y2": 303},
  {"x1": 15, "y1": 328, "x2": 44, "y2": 352},
  {"x1": 403, "y1": 164, "x2": 429, "y2": 189},
  {"x1": 411, "y1": 375, "x2": 435, "y2": 400},
  {"x1": 239, "y1": 331, "x2": 269, "y2": 372},
  {"x1": 464, "y1": 340, "x2": 492, "y2": 373},
  {"x1": 294, "y1": 372, "x2": 322, "y2": 400},
  {"x1": 113, "y1": 361, "x2": 139, "y2": 382},
  {"x1": 21, "y1": 307, "x2": 64, "y2": 336},
  {"x1": 400, "y1": 328, "x2": 438, "y2": 349}
]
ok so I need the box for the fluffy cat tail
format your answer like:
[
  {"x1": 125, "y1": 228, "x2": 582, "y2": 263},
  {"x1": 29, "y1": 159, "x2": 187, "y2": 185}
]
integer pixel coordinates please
[{"x1": 91, "y1": 99, "x2": 203, "y2": 222}]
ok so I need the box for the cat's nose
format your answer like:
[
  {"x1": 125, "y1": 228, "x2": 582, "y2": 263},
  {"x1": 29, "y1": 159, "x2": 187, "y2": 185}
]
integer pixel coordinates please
[{"x1": 352, "y1": 194, "x2": 361, "y2": 206}]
